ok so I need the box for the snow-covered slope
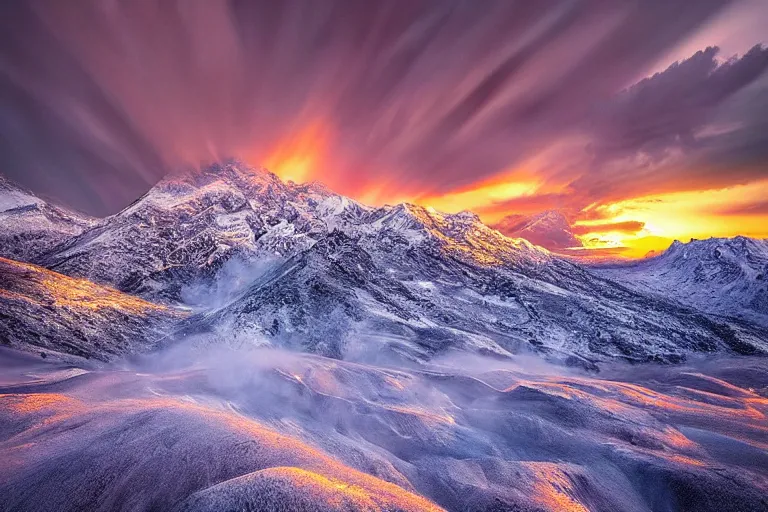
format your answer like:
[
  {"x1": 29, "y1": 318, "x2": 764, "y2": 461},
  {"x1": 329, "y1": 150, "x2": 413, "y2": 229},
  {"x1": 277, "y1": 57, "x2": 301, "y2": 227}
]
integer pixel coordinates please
[
  {"x1": 0, "y1": 176, "x2": 95, "y2": 261},
  {"x1": 2, "y1": 348, "x2": 766, "y2": 512},
  {"x1": 592, "y1": 237, "x2": 768, "y2": 327},
  {"x1": 180, "y1": 201, "x2": 766, "y2": 364},
  {"x1": 0, "y1": 257, "x2": 185, "y2": 360},
  {"x1": 493, "y1": 210, "x2": 582, "y2": 250}
]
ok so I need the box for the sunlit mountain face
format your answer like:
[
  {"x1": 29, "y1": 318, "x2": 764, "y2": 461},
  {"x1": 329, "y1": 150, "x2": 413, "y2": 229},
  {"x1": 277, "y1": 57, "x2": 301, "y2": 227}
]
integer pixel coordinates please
[
  {"x1": 1, "y1": 1, "x2": 767, "y2": 258},
  {"x1": 1, "y1": 2, "x2": 768, "y2": 512}
]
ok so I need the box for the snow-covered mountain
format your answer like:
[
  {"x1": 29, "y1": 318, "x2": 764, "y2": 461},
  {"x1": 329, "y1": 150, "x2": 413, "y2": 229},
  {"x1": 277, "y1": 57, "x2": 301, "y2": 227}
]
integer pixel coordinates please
[
  {"x1": 0, "y1": 257, "x2": 185, "y2": 360},
  {"x1": 137, "y1": 165, "x2": 760, "y2": 364},
  {"x1": 35, "y1": 160, "x2": 371, "y2": 301},
  {"x1": 593, "y1": 237, "x2": 768, "y2": 327},
  {"x1": 492, "y1": 210, "x2": 582, "y2": 250},
  {"x1": 3, "y1": 161, "x2": 766, "y2": 364},
  {"x1": 183, "y1": 214, "x2": 765, "y2": 365},
  {"x1": 0, "y1": 176, "x2": 95, "y2": 261}
]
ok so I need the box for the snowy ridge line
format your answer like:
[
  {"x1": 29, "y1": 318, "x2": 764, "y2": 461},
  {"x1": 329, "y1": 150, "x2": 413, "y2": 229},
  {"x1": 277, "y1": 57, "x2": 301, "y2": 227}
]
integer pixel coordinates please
[{"x1": 0, "y1": 161, "x2": 766, "y2": 364}]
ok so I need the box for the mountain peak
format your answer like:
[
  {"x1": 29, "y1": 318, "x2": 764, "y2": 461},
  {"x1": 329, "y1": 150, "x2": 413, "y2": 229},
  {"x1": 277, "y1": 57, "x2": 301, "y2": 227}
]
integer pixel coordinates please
[
  {"x1": 290, "y1": 180, "x2": 332, "y2": 194},
  {"x1": 164, "y1": 159, "x2": 281, "y2": 188},
  {"x1": 0, "y1": 175, "x2": 43, "y2": 213},
  {"x1": 492, "y1": 209, "x2": 581, "y2": 250},
  {"x1": 532, "y1": 209, "x2": 567, "y2": 221},
  {"x1": 0, "y1": 174, "x2": 96, "y2": 262}
]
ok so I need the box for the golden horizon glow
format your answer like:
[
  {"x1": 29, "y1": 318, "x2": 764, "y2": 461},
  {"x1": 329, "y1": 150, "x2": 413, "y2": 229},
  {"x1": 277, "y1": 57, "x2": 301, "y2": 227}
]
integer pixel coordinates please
[
  {"x1": 263, "y1": 121, "x2": 331, "y2": 184},
  {"x1": 575, "y1": 179, "x2": 768, "y2": 257},
  {"x1": 253, "y1": 125, "x2": 767, "y2": 259}
]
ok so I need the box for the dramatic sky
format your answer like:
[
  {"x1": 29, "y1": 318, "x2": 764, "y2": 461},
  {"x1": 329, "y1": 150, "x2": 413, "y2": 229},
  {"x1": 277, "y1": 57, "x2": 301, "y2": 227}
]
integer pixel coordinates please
[{"x1": 1, "y1": 0, "x2": 767, "y2": 257}]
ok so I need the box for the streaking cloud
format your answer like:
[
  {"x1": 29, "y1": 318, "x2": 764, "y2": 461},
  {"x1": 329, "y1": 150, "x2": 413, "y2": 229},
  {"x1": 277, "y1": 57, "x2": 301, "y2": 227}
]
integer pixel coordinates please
[{"x1": 0, "y1": 0, "x2": 766, "y2": 256}]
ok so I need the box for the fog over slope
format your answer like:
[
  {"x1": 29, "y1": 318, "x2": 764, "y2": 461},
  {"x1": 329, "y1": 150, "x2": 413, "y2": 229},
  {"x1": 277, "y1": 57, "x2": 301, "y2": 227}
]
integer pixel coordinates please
[{"x1": 1, "y1": 344, "x2": 766, "y2": 512}]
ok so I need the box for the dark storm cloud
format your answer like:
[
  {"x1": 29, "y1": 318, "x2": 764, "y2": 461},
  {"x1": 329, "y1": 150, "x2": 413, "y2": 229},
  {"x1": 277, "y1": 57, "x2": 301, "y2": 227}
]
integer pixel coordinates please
[
  {"x1": 571, "y1": 44, "x2": 768, "y2": 206},
  {"x1": 589, "y1": 45, "x2": 768, "y2": 161},
  {"x1": 0, "y1": 0, "x2": 757, "y2": 216}
]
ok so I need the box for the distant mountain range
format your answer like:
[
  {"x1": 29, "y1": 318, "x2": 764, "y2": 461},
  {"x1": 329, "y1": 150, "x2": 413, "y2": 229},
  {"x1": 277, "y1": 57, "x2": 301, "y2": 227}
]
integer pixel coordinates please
[
  {"x1": 492, "y1": 210, "x2": 582, "y2": 250},
  {"x1": 0, "y1": 160, "x2": 765, "y2": 365},
  {"x1": 593, "y1": 236, "x2": 768, "y2": 327}
]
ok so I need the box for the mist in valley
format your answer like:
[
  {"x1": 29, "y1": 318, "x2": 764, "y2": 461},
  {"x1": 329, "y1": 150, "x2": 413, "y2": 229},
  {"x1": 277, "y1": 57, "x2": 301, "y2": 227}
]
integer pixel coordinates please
[{"x1": 1, "y1": 333, "x2": 766, "y2": 512}]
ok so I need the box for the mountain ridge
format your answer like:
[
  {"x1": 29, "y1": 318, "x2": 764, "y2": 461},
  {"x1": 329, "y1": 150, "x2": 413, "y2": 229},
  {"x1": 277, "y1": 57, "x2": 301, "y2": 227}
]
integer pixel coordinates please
[
  {"x1": 0, "y1": 257, "x2": 184, "y2": 360},
  {"x1": 0, "y1": 175, "x2": 96, "y2": 262},
  {"x1": 0, "y1": 162, "x2": 766, "y2": 364},
  {"x1": 492, "y1": 209, "x2": 582, "y2": 250},
  {"x1": 32, "y1": 160, "x2": 551, "y2": 301},
  {"x1": 592, "y1": 235, "x2": 768, "y2": 327}
]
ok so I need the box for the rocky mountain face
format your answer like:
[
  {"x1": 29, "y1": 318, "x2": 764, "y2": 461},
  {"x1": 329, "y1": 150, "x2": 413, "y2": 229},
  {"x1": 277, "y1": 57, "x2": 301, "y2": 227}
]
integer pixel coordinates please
[
  {"x1": 1, "y1": 161, "x2": 766, "y2": 364},
  {"x1": 0, "y1": 176, "x2": 95, "y2": 262},
  {"x1": 186, "y1": 207, "x2": 765, "y2": 365},
  {"x1": 34, "y1": 161, "x2": 370, "y2": 302},
  {"x1": 0, "y1": 257, "x2": 185, "y2": 360},
  {"x1": 593, "y1": 236, "x2": 768, "y2": 327},
  {"x1": 492, "y1": 210, "x2": 582, "y2": 250}
]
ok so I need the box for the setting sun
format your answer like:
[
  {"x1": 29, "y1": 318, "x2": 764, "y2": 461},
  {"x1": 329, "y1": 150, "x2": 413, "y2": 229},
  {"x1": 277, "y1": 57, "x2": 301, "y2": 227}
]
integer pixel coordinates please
[{"x1": 263, "y1": 122, "x2": 330, "y2": 184}]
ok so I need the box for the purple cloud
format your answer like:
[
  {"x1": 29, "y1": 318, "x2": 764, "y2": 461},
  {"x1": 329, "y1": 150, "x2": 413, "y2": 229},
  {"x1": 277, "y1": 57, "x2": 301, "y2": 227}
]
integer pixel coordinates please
[{"x1": 1, "y1": 0, "x2": 764, "y2": 218}]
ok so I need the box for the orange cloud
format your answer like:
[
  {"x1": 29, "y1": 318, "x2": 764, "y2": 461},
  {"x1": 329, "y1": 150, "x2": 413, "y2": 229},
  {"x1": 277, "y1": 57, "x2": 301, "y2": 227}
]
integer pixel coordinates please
[
  {"x1": 716, "y1": 199, "x2": 768, "y2": 216},
  {"x1": 415, "y1": 179, "x2": 542, "y2": 221},
  {"x1": 570, "y1": 179, "x2": 768, "y2": 258},
  {"x1": 571, "y1": 221, "x2": 645, "y2": 236},
  {"x1": 250, "y1": 117, "x2": 768, "y2": 262}
]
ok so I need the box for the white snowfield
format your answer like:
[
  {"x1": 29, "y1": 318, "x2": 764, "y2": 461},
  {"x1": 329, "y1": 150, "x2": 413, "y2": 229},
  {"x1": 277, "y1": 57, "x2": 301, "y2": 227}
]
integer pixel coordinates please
[{"x1": 0, "y1": 347, "x2": 766, "y2": 512}]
